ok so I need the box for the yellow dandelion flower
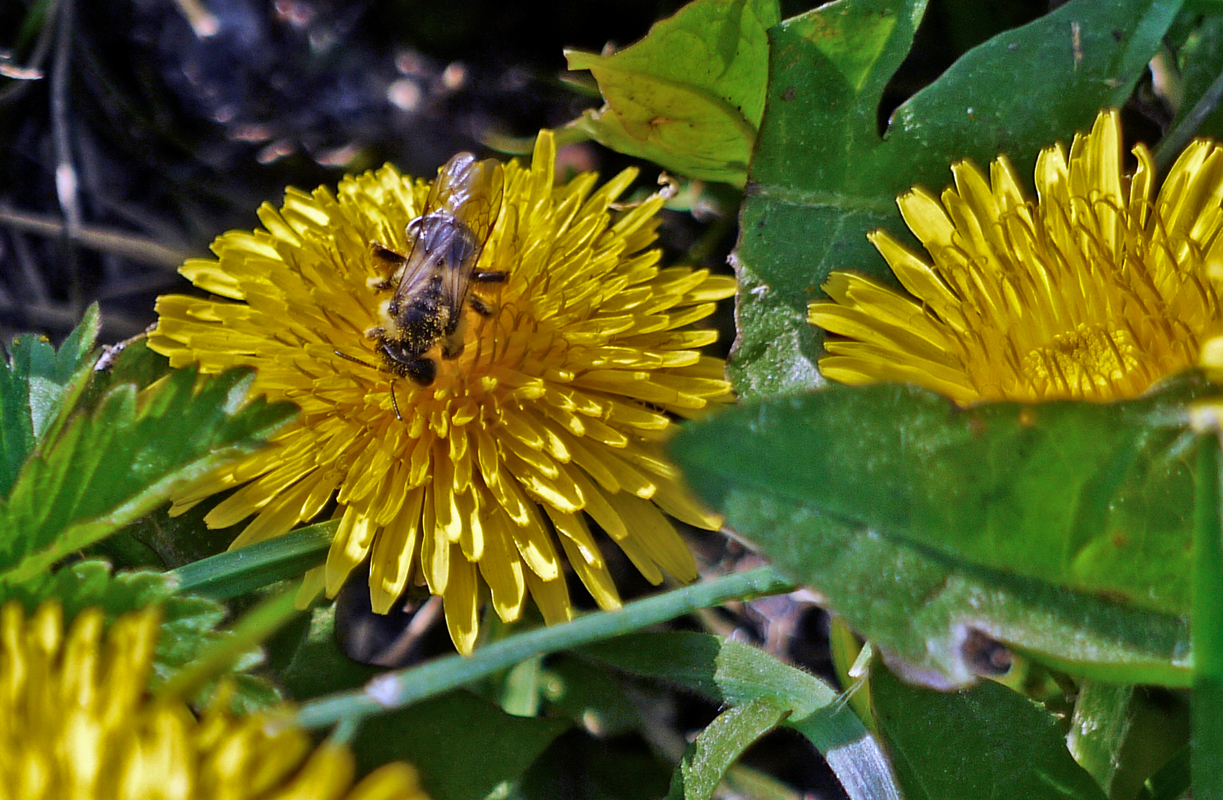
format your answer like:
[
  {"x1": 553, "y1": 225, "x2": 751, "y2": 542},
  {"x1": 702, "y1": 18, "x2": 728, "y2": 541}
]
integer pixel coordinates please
[
  {"x1": 0, "y1": 600, "x2": 426, "y2": 800},
  {"x1": 149, "y1": 131, "x2": 735, "y2": 653},
  {"x1": 807, "y1": 109, "x2": 1223, "y2": 404}
]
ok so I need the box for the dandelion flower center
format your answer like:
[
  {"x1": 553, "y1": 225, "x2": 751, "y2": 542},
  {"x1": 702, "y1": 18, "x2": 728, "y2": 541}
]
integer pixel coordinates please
[
  {"x1": 1021, "y1": 323, "x2": 1139, "y2": 391},
  {"x1": 808, "y1": 109, "x2": 1223, "y2": 404}
]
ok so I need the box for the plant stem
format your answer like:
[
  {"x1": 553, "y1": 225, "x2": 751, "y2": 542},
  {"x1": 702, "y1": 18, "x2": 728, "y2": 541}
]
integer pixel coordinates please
[{"x1": 294, "y1": 565, "x2": 795, "y2": 729}]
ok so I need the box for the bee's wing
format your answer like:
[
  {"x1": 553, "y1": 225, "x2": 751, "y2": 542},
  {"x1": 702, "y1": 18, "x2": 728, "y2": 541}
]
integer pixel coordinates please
[
  {"x1": 430, "y1": 153, "x2": 505, "y2": 238},
  {"x1": 434, "y1": 155, "x2": 505, "y2": 314},
  {"x1": 393, "y1": 153, "x2": 505, "y2": 314}
]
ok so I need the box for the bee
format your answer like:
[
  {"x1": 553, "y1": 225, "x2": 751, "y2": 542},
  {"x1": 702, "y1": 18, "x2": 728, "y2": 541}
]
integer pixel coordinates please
[{"x1": 366, "y1": 152, "x2": 506, "y2": 386}]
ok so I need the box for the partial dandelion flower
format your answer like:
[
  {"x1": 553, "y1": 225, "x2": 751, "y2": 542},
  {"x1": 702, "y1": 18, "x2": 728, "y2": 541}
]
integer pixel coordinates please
[
  {"x1": 808, "y1": 109, "x2": 1223, "y2": 404},
  {"x1": 149, "y1": 131, "x2": 734, "y2": 653},
  {"x1": 0, "y1": 600, "x2": 426, "y2": 800}
]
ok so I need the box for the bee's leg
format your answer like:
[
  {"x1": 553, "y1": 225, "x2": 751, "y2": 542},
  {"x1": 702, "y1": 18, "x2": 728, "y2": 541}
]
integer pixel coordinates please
[
  {"x1": 370, "y1": 241, "x2": 406, "y2": 263},
  {"x1": 441, "y1": 320, "x2": 466, "y2": 360},
  {"x1": 468, "y1": 295, "x2": 496, "y2": 317},
  {"x1": 469, "y1": 271, "x2": 505, "y2": 319},
  {"x1": 367, "y1": 242, "x2": 406, "y2": 291}
]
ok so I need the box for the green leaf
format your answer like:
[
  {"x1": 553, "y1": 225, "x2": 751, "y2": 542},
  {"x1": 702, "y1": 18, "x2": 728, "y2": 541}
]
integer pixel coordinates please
[
  {"x1": 160, "y1": 588, "x2": 300, "y2": 701},
  {"x1": 539, "y1": 655, "x2": 649, "y2": 739},
  {"x1": 1067, "y1": 682, "x2": 1134, "y2": 796},
  {"x1": 578, "y1": 631, "x2": 833, "y2": 716},
  {"x1": 578, "y1": 631, "x2": 902, "y2": 800},
  {"x1": 0, "y1": 558, "x2": 184, "y2": 624},
  {"x1": 1148, "y1": 746, "x2": 1191, "y2": 800},
  {"x1": 0, "y1": 303, "x2": 100, "y2": 494},
  {"x1": 667, "y1": 697, "x2": 789, "y2": 800},
  {"x1": 565, "y1": 0, "x2": 780, "y2": 186},
  {"x1": 518, "y1": 731, "x2": 672, "y2": 800},
  {"x1": 351, "y1": 691, "x2": 569, "y2": 800},
  {"x1": 0, "y1": 367, "x2": 297, "y2": 585},
  {"x1": 733, "y1": 0, "x2": 1182, "y2": 397},
  {"x1": 1066, "y1": 681, "x2": 1190, "y2": 800},
  {"x1": 871, "y1": 666, "x2": 1108, "y2": 800},
  {"x1": 270, "y1": 603, "x2": 382, "y2": 701},
  {"x1": 685, "y1": 377, "x2": 1207, "y2": 616},
  {"x1": 500, "y1": 655, "x2": 543, "y2": 717},
  {"x1": 1169, "y1": 15, "x2": 1223, "y2": 139},
  {"x1": 670, "y1": 382, "x2": 1199, "y2": 687}
]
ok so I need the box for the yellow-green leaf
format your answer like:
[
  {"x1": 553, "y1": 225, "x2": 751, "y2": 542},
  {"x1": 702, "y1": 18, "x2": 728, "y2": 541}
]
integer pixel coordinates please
[{"x1": 565, "y1": 0, "x2": 779, "y2": 186}]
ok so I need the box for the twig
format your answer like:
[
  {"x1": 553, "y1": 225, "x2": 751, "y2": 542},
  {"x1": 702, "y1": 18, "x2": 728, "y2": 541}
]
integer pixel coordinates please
[{"x1": 0, "y1": 205, "x2": 190, "y2": 269}]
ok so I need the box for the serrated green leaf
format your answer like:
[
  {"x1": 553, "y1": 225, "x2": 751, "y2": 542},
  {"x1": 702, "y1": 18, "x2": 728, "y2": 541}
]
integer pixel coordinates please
[
  {"x1": 161, "y1": 589, "x2": 300, "y2": 701},
  {"x1": 0, "y1": 558, "x2": 179, "y2": 621},
  {"x1": 872, "y1": 667, "x2": 1108, "y2": 800},
  {"x1": 670, "y1": 384, "x2": 1199, "y2": 687},
  {"x1": 0, "y1": 304, "x2": 100, "y2": 494},
  {"x1": 0, "y1": 367, "x2": 296, "y2": 585},
  {"x1": 82, "y1": 335, "x2": 173, "y2": 410},
  {"x1": 565, "y1": 0, "x2": 779, "y2": 185},
  {"x1": 733, "y1": 0, "x2": 1181, "y2": 397}
]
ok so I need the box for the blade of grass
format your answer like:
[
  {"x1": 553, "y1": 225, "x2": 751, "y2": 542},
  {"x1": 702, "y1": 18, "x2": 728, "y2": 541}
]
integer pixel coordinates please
[
  {"x1": 167, "y1": 521, "x2": 335, "y2": 599},
  {"x1": 1193, "y1": 430, "x2": 1223, "y2": 798}
]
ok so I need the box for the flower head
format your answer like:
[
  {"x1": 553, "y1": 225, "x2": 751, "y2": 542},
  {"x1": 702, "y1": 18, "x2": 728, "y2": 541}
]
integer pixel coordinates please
[
  {"x1": 149, "y1": 132, "x2": 734, "y2": 653},
  {"x1": 808, "y1": 109, "x2": 1223, "y2": 404},
  {"x1": 0, "y1": 600, "x2": 426, "y2": 799}
]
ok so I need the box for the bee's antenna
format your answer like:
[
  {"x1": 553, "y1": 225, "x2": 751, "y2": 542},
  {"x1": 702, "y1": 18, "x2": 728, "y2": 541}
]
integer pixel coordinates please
[
  {"x1": 335, "y1": 349, "x2": 402, "y2": 421},
  {"x1": 334, "y1": 349, "x2": 377, "y2": 370}
]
